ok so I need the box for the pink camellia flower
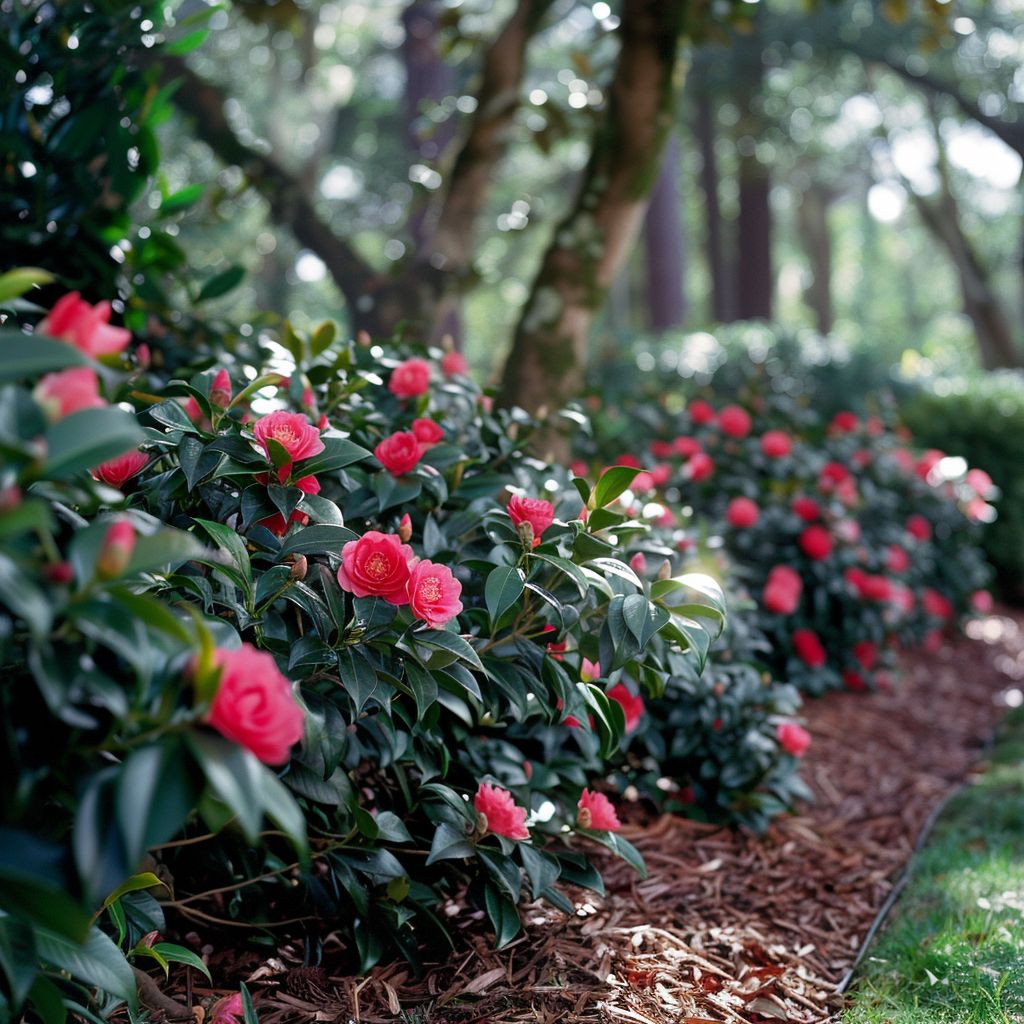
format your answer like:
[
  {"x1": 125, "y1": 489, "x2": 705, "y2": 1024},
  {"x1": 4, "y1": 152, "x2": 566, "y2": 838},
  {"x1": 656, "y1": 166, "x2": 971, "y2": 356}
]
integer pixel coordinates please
[
  {"x1": 136, "y1": 343, "x2": 151, "y2": 369},
  {"x1": 580, "y1": 657, "x2": 601, "y2": 682},
  {"x1": 577, "y1": 788, "x2": 621, "y2": 831},
  {"x1": 915, "y1": 449, "x2": 945, "y2": 481},
  {"x1": 971, "y1": 589, "x2": 994, "y2": 614},
  {"x1": 777, "y1": 722, "x2": 811, "y2": 757},
  {"x1": 829, "y1": 410, "x2": 859, "y2": 434},
  {"x1": 508, "y1": 494, "x2": 555, "y2": 548},
  {"x1": 760, "y1": 430, "x2": 792, "y2": 458},
  {"x1": 570, "y1": 460, "x2": 590, "y2": 478},
  {"x1": 408, "y1": 559, "x2": 463, "y2": 628},
  {"x1": 441, "y1": 350, "x2": 468, "y2": 377},
  {"x1": 96, "y1": 519, "x2": 136, "y2": 578},
  {"x1": 375, "y1": 431, "x2": 424, "y2": 476},
  {"x1": 726, "y1": 496, "x2": 759, "y2": 529},
  {"x1": 256, "y1": 475, "x2": 320, "y2": 536},
  {"x1": 614, "y1": 454, "x2": 643, "y2": 469},
  {"x1": 34, "y1": 367, "x2": 106, "y2": 421},
  {"x1": 852, "y1": 572, "x2": 893, "y2": 602},
  {"x1": 834, "y1": 519, "x2": 861, "y2": 544},
  {"x1": 866, "y1": 416, "x2": 885, "y2": 436},
  {"x1": 182, "y1": 396, "x2": 205, "y2": 426},
  {"x1": 763, "y1": 566, "x2": 802, "y2": 615},
  {"x1": 852, "y1": 640, "x2": 878, "y2": 669},
  {"x1": 474, "y1": 782, "x2": 529, "y2": 840},
  {"x1": 649, "y1": 464, "x2": 671, "y2": 487},
  {"x1": 92, "y1": 449, "x2": 149, "y2": 489},
  {"x1": 607, "y1": 683, "x2": 644, "y2": 732},
  {"x1": 718, "y1": 405, "x2": 752, "y2": 438},
  {"x1": 792, "y1": 628, "x2": 826, "y2": 668},
  {"x1": 629, "y1": 552, "x2": 648, "y2": 574},
  {"x1": 688, "y1": 399, "x2": 716, "y2": 425},
  {"x1": 792, "y1": 496, "x2": 820, "y2": 522},
  {"x1": 209, "y1": 992, "x2": 244, "y2": 1024},
  {"x1": 966, "y1": 468, "x2": 994, "y2": 497},
  {"x1": 819, "y1": 461, "x2": 850, "y2": 487},
  {"x1": 209, "y1": 369, "x2": 232, "y2": 409},
  {"x1": 852, "y1": 449, "x2": 872, "y2": 469},
  {"x1": 38, "y1": 292, "x2": 131, "y2": 357},
  {"x1": 337, "y1": 531, "x2": 415, "y2": 604},
  {"x1": 673, "y1": 436, "x2": 702, "y2": 459},
  {"x1": 254, "y1": 411, "x2": 325, "y2": 479},
  {"x1": 887, "y1": 545, "x2": 911, "y2": 573},
  {"x1": 687, "y1": 452, "x2": 715, "y2": 482},
  {"x1": 398, "y1": 512, "x2": 413, "y2": 542},
  {"x1": 922, "y1": 629, "x2": 943, "y2": 653},
  {"x1": 412, "y1": 417, "x2": 444, "y2": 445},
  {"x1": 632, "y1": 471, "x2": 655, "y2": 493},
  {"x1": 650, "y1": 439, "x2": 674, "y2": 459},
  {"x1": 389, "y1": 357, "x2": 431, "y2": 398},
  {"x1": 906, "y1": 514, "x2": 932, "y2": 542},
  {"x1": 799, "y1": 524, "x2": 832, "y2": 561},
  {"x1": 206, "y1": 645, "x2": 304, "y2": 765},
  {"x1": 922, "y1": 587, "x2": 954, "y2": 620}
]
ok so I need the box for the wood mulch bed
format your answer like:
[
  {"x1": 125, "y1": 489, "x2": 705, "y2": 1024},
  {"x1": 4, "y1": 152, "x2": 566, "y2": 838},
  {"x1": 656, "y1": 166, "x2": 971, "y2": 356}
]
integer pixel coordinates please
[{"x1": 170, "y1": 610, "x2": 1024, "y2": 1024}]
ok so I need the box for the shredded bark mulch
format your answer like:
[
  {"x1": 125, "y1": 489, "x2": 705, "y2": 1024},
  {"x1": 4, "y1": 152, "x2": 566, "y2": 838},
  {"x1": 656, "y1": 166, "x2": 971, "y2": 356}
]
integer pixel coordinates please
[{"x1": 170, "y1": 611, "x2": 1024, "y2": 1024}]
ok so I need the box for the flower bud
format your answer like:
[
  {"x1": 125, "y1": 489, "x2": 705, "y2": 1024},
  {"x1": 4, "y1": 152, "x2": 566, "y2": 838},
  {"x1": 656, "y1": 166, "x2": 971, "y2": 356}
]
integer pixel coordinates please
[
  {"x1": 398, "y1": 513, "x2": 413, "y2": 542},
  {"x1": 289, "y1": 555, "x2": 308, "y2": 581},
  {"x1": 516, "y1": 520, "x2": 535, "y2": 549},
  {"x1": 45, "y1": 561, "x2": 74, "y2": 585},
  {"x1": 576, "y1": 806, "x2": 593, "y2": 829},
  {"x1": 96, "y1": 519, "x2": 136, "y2": 579},
  {"x1": 356, "y1": 330, "x2": 372, "y2": 347},
  {"x1": 136, "y1": 343, "x2": 151, "y2": 369},
  {"x1": 209, "y1": 369, "x2": 232, "y2": 409},
  {"x1": 629, "y1": 552, "x2": 647, "y2": 574}
]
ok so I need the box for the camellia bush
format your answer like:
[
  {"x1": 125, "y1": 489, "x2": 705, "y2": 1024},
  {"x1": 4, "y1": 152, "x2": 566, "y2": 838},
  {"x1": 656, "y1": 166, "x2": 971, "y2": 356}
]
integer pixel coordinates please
[
  {"x1": 0, "y1": 271, "x2": 819, "y2": 1021},
  {"x1": 581, "y1": 332, "x2": 995, "y2": 695}
]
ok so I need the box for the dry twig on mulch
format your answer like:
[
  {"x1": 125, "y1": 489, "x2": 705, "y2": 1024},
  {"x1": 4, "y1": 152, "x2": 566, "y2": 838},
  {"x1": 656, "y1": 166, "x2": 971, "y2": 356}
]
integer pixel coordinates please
[{"x1": 168, "y1": 612, "x2": 1024, "y2": 1024}]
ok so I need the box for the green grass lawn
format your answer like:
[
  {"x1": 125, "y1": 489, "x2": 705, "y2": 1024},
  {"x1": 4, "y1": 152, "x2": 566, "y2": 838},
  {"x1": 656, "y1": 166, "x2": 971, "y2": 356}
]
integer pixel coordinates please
[{"x1": 845, "y1": 707, "x2": 1024, "y2": 1024}]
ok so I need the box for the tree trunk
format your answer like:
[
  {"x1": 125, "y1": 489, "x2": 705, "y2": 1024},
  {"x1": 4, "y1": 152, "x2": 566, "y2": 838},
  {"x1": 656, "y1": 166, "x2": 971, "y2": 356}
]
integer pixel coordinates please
[
  {"x1": 736, "y1": 157, "x2": 773, "y2": 320},
  {"x1": 695, "y1": 93, "x2": 732, "y2": 323},
  {"x1": 643, "y1": 129, "x2": 687, "y2": 331},
  {"x1": 498, "y1": 0, "x2": 686, "y2": 421},
  {"x1": 795, "y1": 185, "x2": 834, "y2": 334}
]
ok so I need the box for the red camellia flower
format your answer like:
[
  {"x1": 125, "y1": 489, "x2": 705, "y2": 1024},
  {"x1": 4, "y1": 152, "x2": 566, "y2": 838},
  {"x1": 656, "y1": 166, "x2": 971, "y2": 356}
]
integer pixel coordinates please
[
  {"x1": 971, "y1": 589, "x2": 994, "y2": 614},
  {"x1": 508, "y1": 494, "x2": 555, "y2": 548},
  {"x1": 922, "y1": 587, "x2": 953, "y2": 620},
  {"x1": 39, "y1": 292, "x2": 131, "y2": 357},
  {"x1": 441, "y1": 350, "x2": 469, "y2": 377},
  {"x1": 629, "y1": 552, "x2": 648, "y2": 574},
  {"x1": 718, "y1": 405, "x2": 752, "y2": 438},
  {"x1": 474, "y1": 782, "x2": 529, "y2": 840},
  {"x1": 412, "y1": 417, "x2": 444, "y2": 445},
  {"x1": 851, "y1": 572, "x2": 893, "y2": 602},
  {"x1": 96, "y1": 519, "x2": 136, "y2": 578},
  {"x1": 650, "y1": 440, "x2": 675, "y2": 459},
  {"x1": 687, "y1": 452, "x2": 715, "y2": 482},
  {"x1": 792, "y1": 628, "x2": 826, "y2": 668},
  {"x1": 254, "y1": 411, "x2": 325, "y2": 478},
  {"x1": 375, "y1": 431, "x2": 424, "y2": 476},
  {"x1": 842, "y1": 669, "x2": 867, "y2": 691},
  {"x1": 615, "y1": 454, "x2": 642, "y2": 469},
  {"x1": 763, "y1": 565, "x2": 802, "y2": 615},
  {"x1": 829, "y1": 410, "x2": 859, "y2": 434},
  {"x1": 93, "y1": 449, "x2": 149, "y2": 489},
  {"x1": 688, "y1": 399, "x2": 716, "y2": 425},
  {"x1": 206, "y1": 644, "x2": 304, "y2": 765},
  {"x1": 820, "y1": 461, "x2": 850, "y2": 486},
  {"x1": 257, "y1": 475, "x2": 320, "y2": 536},
  {"x1": 388, "y1": 357, "x2": 431, "y2": 398},
  {"x1": 792, "y1": 496, "x2": 820, "y2": 522},
  {"x1": 726, "y1": 496, "x2": 760, "y2": 528},
  {"x1": 799, "y1": 525, "x2": 832, "y2": 561},
  {"x1": 34, "y1": 367, "x2": 106, "y2": 421},
  {"x1": 886, "y1": 545, "x2": 911, "y2": 573},
  {"x1": 673, "y1": 436, "x2": 702, "y2": 459},
  {"x1": 915, "y1": 448, "x2": 945, "y2": 481},
  {"x1": 906, "y1": 514, "x2": 932, "y2": 542},
  {"x1": 607, "y1": 683, "x2": 644, "y2": 732},
  {"x1": 577, "y1": 789, "x2": 621, "y2": 831},
  {"x1": 649, "y1": 464, "x2": 671, "y2": 487},
  {"x1": 337, "y1": 530, "x2": 415, "y2": 604},
  {"x1": 407, "y1": 559, "x2": 463, "y2": 628},
  {"x1": 852, "y1": 640, "x2": 878, "y2": 669},
  {"x1": 777, "y1": 722, "x2": 811, "y2": 757},
  {"x1": 760, "y1": 430, "x2": 792, "y2": 458}
]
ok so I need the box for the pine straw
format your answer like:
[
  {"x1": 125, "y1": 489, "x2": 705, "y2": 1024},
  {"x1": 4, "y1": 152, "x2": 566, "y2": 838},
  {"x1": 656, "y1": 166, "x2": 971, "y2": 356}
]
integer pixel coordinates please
[{"x1": 166, "y1": 612, "x2": 1024, "y2": 1024}]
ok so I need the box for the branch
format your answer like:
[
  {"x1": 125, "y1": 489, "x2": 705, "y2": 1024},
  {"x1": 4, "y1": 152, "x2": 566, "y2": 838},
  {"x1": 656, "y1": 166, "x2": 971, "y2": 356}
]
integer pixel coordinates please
[
  {"x1": 139, "y1": 52, "x2": 380, "y2": 309},
  {"x1": 423, "y1": 0, "x2": 556, "y2": 272}
]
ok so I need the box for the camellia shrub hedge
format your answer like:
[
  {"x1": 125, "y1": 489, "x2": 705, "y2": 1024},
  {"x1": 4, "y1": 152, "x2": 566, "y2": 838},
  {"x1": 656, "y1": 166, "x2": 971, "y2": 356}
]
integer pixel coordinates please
[{"x1": 0, "y1": 272, "x2": 815, "y2": 1021}]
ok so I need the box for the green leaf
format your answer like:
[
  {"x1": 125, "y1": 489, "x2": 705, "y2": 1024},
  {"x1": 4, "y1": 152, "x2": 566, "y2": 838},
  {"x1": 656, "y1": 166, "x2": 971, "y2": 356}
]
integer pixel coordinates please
[
  {"x1": 0, "y1": 268, "x2": 55, "y2": 303},
  {"x1": 336, "y1": 646, "x2": 380, "y2": 715},
  {"x1": 278, "y1": 524, "x2": 357, "y2": 558},
  {"x1": 529, "y1": 552, "x2": 589, "y2": 597},
  {"x1": 485, "y1": 565, "x2": 524, "y2": 625},
  {"x1": 35, "y1": 926, "x2": 137, "y2": 1011},
  {"x1": 197, "y1": 264, "x2": 245, "y2": 302},
  {"x1": 589, "y1": 466, "x2": 639, "y2": 510},
  {"x1": 194, "y1": 518, "x2": 253, "y2": 591},
  {"x1": 158, "y1": 184, "x2": 204, "y2": 215},
  {"x1": 0, "y1": 916, "x2": 37, "y2": 1009},
  {"x1": 150, "y1": 943, "x2": 212, "y2": 982},
  {"x1": 165, "y1": 27, "x2": 210, "y2": 55},
  {"x1": 100, "y1": 872, "x2": 166, "y2": 911},
  {"x1": 0, "y1": 553, "x2": 51, "y2": 637},
  {"x1": 187, "y1": 733, "x2": 265, "y2": 842},
  {"x1": 42, "y1": 408, "x2": 145, "y2": 479},
  {"x1": 414, "y1": 630, "x2": 484, "y2": 673},
  {"x1": 519, "y1": 845, "x2": 560, "y2": 901},
  {"x1": 0, "y1": 332, "x2": 88, "y2": 381},
  {"x1": 483, "y1": 882, "x2": 521, "y2": 948},
  {"x1": 240, "y1": 982, "x2": 260, "y2": 1024}
]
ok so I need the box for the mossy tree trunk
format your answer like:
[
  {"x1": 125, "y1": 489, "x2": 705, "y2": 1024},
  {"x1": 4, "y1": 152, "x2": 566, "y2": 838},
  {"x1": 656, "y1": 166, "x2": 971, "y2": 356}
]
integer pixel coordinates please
[
  {"x1": 643, "y1": 129, "x2": 688, "y2": 332},
  {"x1": 695, "y1": 92, "x2": 734, "y2": 324},
  {"x1": 796, "y1": 184, "x2": 834, "y2": 334},
  {"x1": 498, "y1": 0, "x2": 687, "y2": 418}
]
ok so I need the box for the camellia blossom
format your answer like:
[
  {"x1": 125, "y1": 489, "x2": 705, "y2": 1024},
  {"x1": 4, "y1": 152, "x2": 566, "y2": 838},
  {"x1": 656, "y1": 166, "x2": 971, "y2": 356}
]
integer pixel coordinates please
[
  {"x1": 971, "y1": 589, "x2": 994, "y2": 614},
  {"x1": 777, "y1": 722, "x2": 811, "y2": 757},
  {"x1": 34, "y1": 367, "x2": 106, "y2": 421},
  {"x1": 629, "y1": 552, "x2": 647, "y2": 574},
  {"x1": 96, "y1": 519, "x2": 136, "y2": 578},
  {"x1": 411, "y1": 417, "x2": 444, "y2": 445},
  {"x1": 763, "y1": 565, "x2": 802, "y2": 615},
  {"x1": 206, "y1": 645, "x2": 304, "y2": 765},
  {"x1": 799, "y1": 525, "x2": 832, "y2": 561},
  {"x1": 38, "y1": 292, "x2": 131, "y2": 357},
  {"x1": 852, "y1": 640, "x2": 878, "y2": 669},
  {"x1": 792, "y1": 628, "x2": 826, "y2": 668},
  {"x1": 906, "y1": 514, "x2": 932, "y2": 542},
  {"x1": 922, "y1": 587, "x2": 954, "y2": 620},
  {"x1": 398, "y1": 512, "x2": 413, "y2": 542},
  {"x1": 673, "y1": 436, "x2": 702, "y2": 459},
  {"x1": 687, "y1": 452, "x2": 715, "y2": 482},
  {"x1": 792, "y1": 496, "x2": 820, "y2": 522},
  {"x1": 253, "y1": 411, "x2": 325, "y2": 479},
  {"x1": 829, "y1": 410, "x2": 859, "y2": 434},
  {"x1": 718, "y1": 405, "x2": 752, "y2": 438},
  {"x1": 474, "y1": 782, "x2": 529, "y2": 840},
  {"x1": 337, "y1": 531, "x2": 415, "y2": 604},
  {"x1": 688, "y1": 399, "x2": 716, "y2": 425},
  {"x1": 375, "y1": 431, "x2": 424, "y2": 476},
  {"x1": 607, "y1": 682, "x2": 644, "y2": 732},
  {"x1": 508, "y1": 494, "x2": 555, "y2": 548},
  {"x1": 441, "y1": 350, "x2": 469, "y2": 377},
  {"x1": 209, "y1": 369, "x2": 232, "y2": 408},
  {"x1": 726, "y1": 496, "x2": 759, "y2": 528},
  {"x1": 92, "y1": 449, "x2": 149, "y2": 489},
  {"x1": 408, "y1": 559, "x2": 464, "y2": 628},
  {"x1": 886, "y1": 545, "x2": 911, "y2": 573},
  {"x1": 577, "y1": 788, "x2": 621, "y2": 831},
  {"x1": 580, "y1": 658, "x2": 601, "y2": 682},
  {"x1": 760, "y1": 430, "x2": 792, "y2": 458},
  {"x1": 389, "y1": 357, "x2": 431, "y2": 398}
]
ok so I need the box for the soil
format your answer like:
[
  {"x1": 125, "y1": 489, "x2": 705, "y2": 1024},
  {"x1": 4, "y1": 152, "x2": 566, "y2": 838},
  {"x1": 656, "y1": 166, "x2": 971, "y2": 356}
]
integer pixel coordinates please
[{"x1": 162, "y1": 610, "x2": 1024, "y2": 1024}]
